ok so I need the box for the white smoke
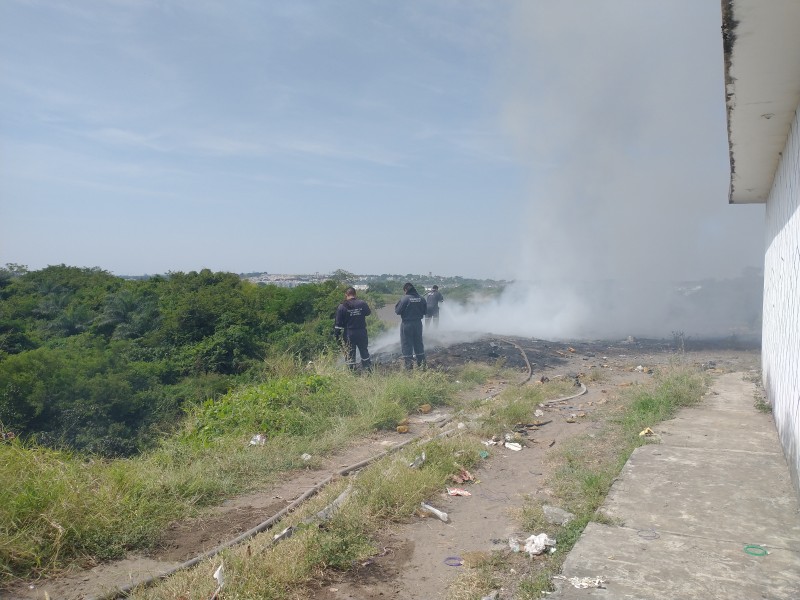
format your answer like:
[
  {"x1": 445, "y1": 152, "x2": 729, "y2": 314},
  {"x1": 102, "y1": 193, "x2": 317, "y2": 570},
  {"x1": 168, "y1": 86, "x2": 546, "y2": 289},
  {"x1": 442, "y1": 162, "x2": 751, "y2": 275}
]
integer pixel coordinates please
[{"x1": 440, "y1": 0, "x2": 766, "y2": 342}]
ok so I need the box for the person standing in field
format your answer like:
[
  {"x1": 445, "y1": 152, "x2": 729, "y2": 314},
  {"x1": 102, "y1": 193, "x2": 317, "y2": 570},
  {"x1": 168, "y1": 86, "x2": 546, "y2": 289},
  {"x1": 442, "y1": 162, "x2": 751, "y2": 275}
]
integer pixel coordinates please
[
  {"x1": 395, "y1": 282, "x2": 426, "y2": 369},
  {"x1": 425, "y1": 285, "x2": 444, "y2": 328},
  {"x1": 334, "y1": 287, "x2": 372, "y2": 372}
]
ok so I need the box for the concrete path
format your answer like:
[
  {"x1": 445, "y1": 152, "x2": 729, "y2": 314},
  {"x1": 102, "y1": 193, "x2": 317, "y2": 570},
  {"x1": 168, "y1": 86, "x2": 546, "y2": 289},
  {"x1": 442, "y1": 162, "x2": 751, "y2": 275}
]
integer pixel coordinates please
[{"x1": 550, "y1": 372, "x2": 800, "y2": 600}]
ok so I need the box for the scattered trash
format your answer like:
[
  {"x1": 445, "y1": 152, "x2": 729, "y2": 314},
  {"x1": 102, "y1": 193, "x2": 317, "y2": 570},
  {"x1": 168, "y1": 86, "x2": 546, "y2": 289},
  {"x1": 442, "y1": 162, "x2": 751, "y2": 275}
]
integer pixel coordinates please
[
  {"x1": 479, "y1": 450, "x2": 490, "y2": 459},
  {"x1": 524, "y1": 533, "x2": 556, "y2": 555},
  {"x1": 543, "y1": 505, "x2": 575, "y2": 525},
  {"x1": 447, "y1": 487, "x2": 472, "y2": 496},
  {"x1": 540, "y1": 376, "x2": 550, "y2": 383},
  {"x1": 1, "y1": 431, "x2": 15, "y2": 441},
  {"x1": 209, "y1": 562, "x2": 225, "y2": 600},
  {"x1": 639, "y1": 427, "x2": 655, "y2": 437},
  {"x1": 503, "y1": 442, "x2": 522, "y2": 451},
  {"x1": 548, "y1": 440, "x2": 556, "y2": 447},
  {"x1": 301, "y1": 453, "x2": 312, "y2": 462},
  {"x1": 452, "y1": 467, "x2": 475, "y2": 484},
  {"x1": 419, "y1": 403, "x2": 432, "y2": 414},
  {"x1": 481, "y1": 592, "x2": 500, "y2": 600},
  {"x1": 482, "y1": 439, "x2": 498, "y2": 446},
  {"x1": 443, "y1": 556, "x2": 463, "y2": 566},
  {"x1": 568, "y1": 347, "x2": 576, "y2": 353},
  {"x1": 420, "y1": 502, "x2": 449, "y2": 522},
  {"x1": 635, "y1": 365, "x2": 644, "y2": 372},
  {"x1": 510, "y1": 533, "x2": 556, "y2": 556},
  {"x1": 409, "y1": 451, "x2": 426, "y2": 468},
  {"x1": 744, "y1": 544, "x2": 769, "y2": 556},
  {"x1": 396, "y1": 425, "x2": 410, "y2": 433},
  {"x1": 534, "y1": 409, "x2": 544, "y2": 417},
  {"x1": 248, "y1": 433, "x2": 267, "y2": 446},
  {"x1": 457, "y1": 422, "x2": 466, "y2": 429},
  {"x1": 554, "y1": 575, "x2": 607, "y2": 589}
]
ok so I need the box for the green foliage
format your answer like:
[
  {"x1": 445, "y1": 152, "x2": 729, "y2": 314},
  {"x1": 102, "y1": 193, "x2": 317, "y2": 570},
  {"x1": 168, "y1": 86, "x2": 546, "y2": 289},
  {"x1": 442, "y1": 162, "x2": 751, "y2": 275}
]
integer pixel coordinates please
[
  {"x1": 184, "y1": 375, "x2": 342, "y2": 442},
  {"x1": 0, "y1": 362, "x2": 464, "y2": 583},
  {"x1": 0, "y1": 266, "x2": 351, "y2": 456},
  {"x1": 616, "y1": 364, "x2": 708, "y2": 440}
]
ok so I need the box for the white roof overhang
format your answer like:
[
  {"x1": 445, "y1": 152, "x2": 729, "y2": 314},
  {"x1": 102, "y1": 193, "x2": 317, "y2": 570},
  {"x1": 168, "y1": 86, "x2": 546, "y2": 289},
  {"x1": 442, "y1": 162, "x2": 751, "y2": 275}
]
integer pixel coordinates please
[{"x1": 722, "y1": 0, "x2": 800, "y2": 204}]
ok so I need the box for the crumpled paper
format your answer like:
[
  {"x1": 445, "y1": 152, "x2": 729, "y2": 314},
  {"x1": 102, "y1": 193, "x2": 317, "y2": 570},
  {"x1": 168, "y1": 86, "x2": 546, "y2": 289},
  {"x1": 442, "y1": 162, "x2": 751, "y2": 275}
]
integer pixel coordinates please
[{"x1": 509, "y1": 533, "x2": 556, "y2": 555}]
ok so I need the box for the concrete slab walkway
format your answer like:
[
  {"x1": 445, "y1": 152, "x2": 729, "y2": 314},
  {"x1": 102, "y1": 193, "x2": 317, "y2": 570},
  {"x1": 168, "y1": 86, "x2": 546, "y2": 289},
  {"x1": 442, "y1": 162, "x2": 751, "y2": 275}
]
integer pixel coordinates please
[{"x1": 550, "y1": 372, "x2": 800, "y2": 599}]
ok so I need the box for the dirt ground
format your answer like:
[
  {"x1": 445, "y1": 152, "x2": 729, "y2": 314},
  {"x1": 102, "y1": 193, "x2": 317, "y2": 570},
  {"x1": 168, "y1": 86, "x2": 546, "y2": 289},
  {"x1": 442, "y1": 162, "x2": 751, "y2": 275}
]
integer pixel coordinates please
[{"x1": 3, "y1": 334, "x2": 761, "y2": 600}]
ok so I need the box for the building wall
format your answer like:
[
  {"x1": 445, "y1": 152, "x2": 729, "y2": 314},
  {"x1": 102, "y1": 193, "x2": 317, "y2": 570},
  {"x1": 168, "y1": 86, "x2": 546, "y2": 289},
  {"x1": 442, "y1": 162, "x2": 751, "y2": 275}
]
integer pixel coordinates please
[{"x1": 763, "y1": 104, "x2": 800, "y2": 492}]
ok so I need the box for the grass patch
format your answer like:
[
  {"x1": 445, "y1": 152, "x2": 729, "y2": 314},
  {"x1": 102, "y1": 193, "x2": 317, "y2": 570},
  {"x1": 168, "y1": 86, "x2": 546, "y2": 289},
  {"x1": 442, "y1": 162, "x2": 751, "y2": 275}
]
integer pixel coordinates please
[
  {"x1": 0, "y1": 357, "x2": 460, "y2": 584},
  {"x1": 130, "y1": 436, "x2": 484, "y2": 599},
  {"x1": 754, "y1": 394, "x2": 772, "y2": 413},
  {"x1": 453, "y1": 360, "x2": 505, "y2": 385},
  {"x1": 476, "y1": 379, "x2": 575, "y2": 438}
]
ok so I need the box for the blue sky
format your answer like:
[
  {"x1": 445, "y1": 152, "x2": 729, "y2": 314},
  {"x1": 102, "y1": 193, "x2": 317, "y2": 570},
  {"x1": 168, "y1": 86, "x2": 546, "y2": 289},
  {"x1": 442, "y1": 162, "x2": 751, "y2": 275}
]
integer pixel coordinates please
[{"x1": 1, "y1": 0, "x2": 765, "y2": 280}]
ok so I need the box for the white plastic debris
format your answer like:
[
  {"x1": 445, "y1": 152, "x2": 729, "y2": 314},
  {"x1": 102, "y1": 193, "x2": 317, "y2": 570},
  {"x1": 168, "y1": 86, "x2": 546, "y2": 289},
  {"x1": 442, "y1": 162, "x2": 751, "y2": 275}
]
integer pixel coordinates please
[
  {"x1": 521, "y1": 533, "x2": 556, "y2": 556},
  {"x1": 420, "y1": 502, "x2": 449, "y2": 523},
  {"x1": 409, "y1": 451, "x2": 426, "y2": 468},
  {"x1": 457, "y1": 422, "x2": 466, "y2": 429},
  {"x1": 301, "y1": 453, "x2": 312, "y2": 461},
  {"x1": 249, "y1": 433, "x2": 267, "y2": 446},
  {"x1": 483, "y1": 440, "x2": 499, "y2": 446},
  {"x1": 554, "y1": 575, "x2": 607, "y2": 589},
  {"x1": 509, "y1": 538, "x2": 521, "y2": 552},
  {"x1": 504, "y1": 442, "x2": 522, "y2": 451},
  {"x1": 213, "y1": 562, "x2": 225, "y2": 587},
  {"x1": 535, "y1": 409, "x2": 544, "y2": 417}
]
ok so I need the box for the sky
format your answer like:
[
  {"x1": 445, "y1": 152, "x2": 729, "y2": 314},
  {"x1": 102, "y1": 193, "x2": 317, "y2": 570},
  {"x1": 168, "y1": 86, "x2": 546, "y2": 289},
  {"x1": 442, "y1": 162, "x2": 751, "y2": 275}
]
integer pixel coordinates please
[{"x1": 1, "y1": 0, "x2": 765, "y2": 283}]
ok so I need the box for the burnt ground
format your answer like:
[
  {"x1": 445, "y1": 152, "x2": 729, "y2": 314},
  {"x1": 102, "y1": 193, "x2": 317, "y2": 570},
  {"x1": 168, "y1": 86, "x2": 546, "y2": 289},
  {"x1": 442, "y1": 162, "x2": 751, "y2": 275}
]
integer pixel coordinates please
[{"x1": 4, "y1": 335, "x2": 761, "y2": 600}]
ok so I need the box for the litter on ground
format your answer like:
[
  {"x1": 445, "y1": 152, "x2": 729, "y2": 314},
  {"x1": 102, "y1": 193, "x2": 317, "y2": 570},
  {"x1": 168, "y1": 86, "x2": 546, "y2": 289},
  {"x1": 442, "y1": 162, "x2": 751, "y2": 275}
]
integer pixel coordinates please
[
  {"x1": 553, "y1": 575, "x2": 607, "y2": 589},
  {"x1": 420, "y1": 502, "x2": 449, "y2": 522},
  {"x1": 510, "y1": 533, "x2": 556, "y2": 556}
]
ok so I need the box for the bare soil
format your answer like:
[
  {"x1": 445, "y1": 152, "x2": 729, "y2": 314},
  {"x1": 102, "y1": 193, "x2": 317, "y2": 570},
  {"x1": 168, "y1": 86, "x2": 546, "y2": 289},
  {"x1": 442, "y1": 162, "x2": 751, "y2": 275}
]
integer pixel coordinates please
[{"x1": 3, "y1": 335, "x2": 760, "y2": 600}]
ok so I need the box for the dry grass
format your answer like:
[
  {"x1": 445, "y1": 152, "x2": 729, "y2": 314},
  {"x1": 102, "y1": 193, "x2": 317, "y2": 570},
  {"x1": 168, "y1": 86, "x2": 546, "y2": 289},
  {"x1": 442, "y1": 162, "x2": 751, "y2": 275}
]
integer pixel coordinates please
[{"x1": 447, "y1": 362, "x2": 709, "y2": 598}]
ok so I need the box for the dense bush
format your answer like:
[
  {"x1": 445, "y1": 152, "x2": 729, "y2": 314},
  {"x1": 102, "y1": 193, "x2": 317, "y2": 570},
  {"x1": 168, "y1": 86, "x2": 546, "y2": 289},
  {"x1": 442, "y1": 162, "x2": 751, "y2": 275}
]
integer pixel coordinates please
[{"x1": 0, "y1": 265, "x2": 361, "y2": 455}]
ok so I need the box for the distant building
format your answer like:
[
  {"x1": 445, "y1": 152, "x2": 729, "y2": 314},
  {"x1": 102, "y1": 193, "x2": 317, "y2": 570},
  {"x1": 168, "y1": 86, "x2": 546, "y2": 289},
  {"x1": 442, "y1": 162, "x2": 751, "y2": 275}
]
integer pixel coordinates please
[{"x1": 721, "y1": 0, "x2": 800, "y2": 492}]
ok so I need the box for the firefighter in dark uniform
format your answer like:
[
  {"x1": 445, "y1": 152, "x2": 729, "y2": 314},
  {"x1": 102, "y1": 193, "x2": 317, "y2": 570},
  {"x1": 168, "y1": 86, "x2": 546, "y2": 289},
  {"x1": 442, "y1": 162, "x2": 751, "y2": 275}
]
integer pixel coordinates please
[
  {"x1": 394, "y1": 282, "x2": 426, "y2": 369},
  {"x1": 334, "y1": 287, "x2": 372, "y2": 372},
  {"x1": 425, "y1": 285, "x2": 444, "y2": 328}
]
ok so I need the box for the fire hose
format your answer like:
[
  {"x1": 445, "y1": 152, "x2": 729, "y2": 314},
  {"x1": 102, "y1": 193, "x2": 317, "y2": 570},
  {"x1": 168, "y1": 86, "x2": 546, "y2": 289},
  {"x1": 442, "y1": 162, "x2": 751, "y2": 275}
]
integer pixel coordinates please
[{"x1": 87, "y1": 338, "x2": 581, "y2": 599}]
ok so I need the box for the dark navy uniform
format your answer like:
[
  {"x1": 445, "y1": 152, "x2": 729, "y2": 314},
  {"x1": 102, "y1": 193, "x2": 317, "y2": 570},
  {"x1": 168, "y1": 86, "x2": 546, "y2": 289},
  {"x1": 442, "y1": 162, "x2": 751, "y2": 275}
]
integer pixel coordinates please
[
  {"x1": 395, "y1": 286, "x2": 426, "y2": 369},
  {"x1": 334, "y1": 297, "x2": 372, "y2": 371}
]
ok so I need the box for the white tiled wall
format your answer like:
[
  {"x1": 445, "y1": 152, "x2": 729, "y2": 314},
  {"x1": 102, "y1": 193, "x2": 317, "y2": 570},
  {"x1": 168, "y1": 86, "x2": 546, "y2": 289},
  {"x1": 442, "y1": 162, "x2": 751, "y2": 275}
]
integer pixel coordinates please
[{"x1": 763, "y1": 104, "x2": 800, "y2": 492}]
